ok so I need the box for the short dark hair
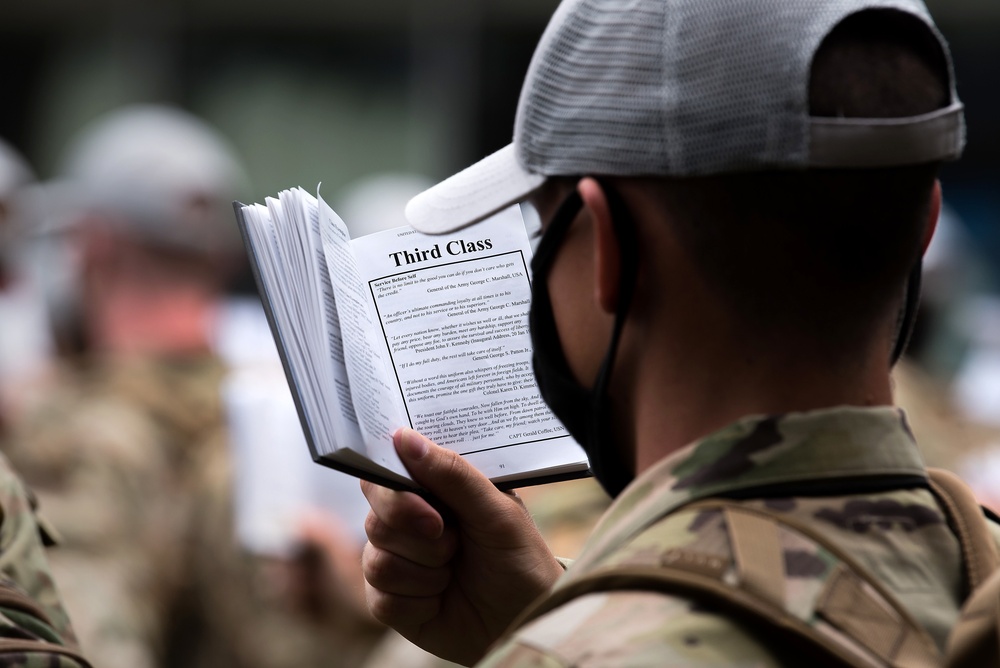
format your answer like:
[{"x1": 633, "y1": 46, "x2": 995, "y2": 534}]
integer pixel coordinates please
[{"x1": 654, "y1": 9, "x2": 950, "y2": 350}]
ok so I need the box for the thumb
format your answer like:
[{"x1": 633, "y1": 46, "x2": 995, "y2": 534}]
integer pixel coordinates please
[{"x1": 395, "y1": 428, "x2": 517, "y2": 528}]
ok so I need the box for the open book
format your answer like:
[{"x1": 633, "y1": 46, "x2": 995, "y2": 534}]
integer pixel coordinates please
[{"x1": 233, "y1": 188, "x2": 589, "y2": 491}]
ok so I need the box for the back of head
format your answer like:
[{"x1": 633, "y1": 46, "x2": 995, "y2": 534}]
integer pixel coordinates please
[
  {"x1": 657, "y1": 9, "x2": 950, "y2": 348},
  {"x1": 405, "y1": 0, "x2": 962, "y2": 356},
  {"x1": 60, "y1": 104, "x2": 248, "y2": 256},
  {"x1": 393, "y1": 0, "x2": 964, "y2": 497}
]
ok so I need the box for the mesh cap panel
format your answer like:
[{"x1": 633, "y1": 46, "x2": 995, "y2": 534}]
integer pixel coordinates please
[
  {"x1": 406, "y1": 0, "x2": 962, "y2": 233},
  {"x1": 516, "y1": 0, "x2": 946, "y2": 177}
]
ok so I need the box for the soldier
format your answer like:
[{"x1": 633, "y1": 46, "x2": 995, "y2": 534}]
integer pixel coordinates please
[
  {"x1": 360, "y1": 0, "x2": 981, "y2": 665},
  {"x1": 5, "y1": 105, "x2": 390, "y2": 668},
  {"x1": 0, "y1": 139, "x2": 88, "y2": 666},
  {"x1": 0, "y1": 105, "x2": 244, "y2": 668}
]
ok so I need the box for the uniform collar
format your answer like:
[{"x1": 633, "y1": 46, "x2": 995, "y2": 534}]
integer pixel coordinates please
[{"x1": 572, "y1": 406, "x2": 927, "y2": 573}]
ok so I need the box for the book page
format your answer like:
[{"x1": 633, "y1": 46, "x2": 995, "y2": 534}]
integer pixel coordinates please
[
  {"x1": 318, "y1": 196, "x2": 409, "y2": 477},
  {"x1": 289, "y1": 189, "x2": 368, "y2": 457},
  {"x1": 240, "y1": 202, "x2": 337, "y2": 456},
  {"x1": 349, "y1": 205, "x2": 587, "y2": 483}
]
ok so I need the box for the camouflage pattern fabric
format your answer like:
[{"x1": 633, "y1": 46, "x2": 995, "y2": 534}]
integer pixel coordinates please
[
  {"x1": 479, "y1": 406, "x2": 988, "y2": 667},
  {"x1": 0, "y1": 452, "x2": 87, "y2": 667},
  {"x1": 2, "y1": 353, "x2": 386, "y2": 668},
  {"x1": 0, "y1": 354, "x2": 228, "y2": 668}
]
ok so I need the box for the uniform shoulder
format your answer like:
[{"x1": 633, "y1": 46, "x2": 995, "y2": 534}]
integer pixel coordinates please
[
  {"x1": 479, "y1": 588, "x2": 782, "y2": 667},
  {"x1": 479, "y1": 506, "x2": 781, "y2": 667}
]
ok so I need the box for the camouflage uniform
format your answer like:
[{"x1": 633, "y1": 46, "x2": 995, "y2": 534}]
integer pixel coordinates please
[
  {"x1": 480, "y1": 406, "x2": 992, "y2": 666},
  {"x1": 1, "y1": 354, "x2": 228, "y2": 668},
  {"x1": 0, "y1": 451, "x2": 85, "y2": 666},
  {"x1": 4, "y1": 350, "x2": 390, "y2": 668}
]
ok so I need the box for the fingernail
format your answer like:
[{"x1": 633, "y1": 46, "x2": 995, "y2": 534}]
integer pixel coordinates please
[{"x1": 398, "y1": 429, "x2": 429, "y2": 460}]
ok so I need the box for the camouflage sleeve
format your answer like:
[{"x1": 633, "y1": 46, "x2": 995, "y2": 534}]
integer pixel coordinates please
[
  {"x1": 478, "y1": 590, "x2": 783, "y2": 668},
  {"x1": 0, "y1": 452, "x2": 86, "y2": 666}
]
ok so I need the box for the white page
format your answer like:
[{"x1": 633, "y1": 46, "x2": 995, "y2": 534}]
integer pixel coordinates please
[
  {"x1": 349, "y1": 205, "x2": 587, "y2": 482},
  {"x1": 241, "y1": 203, "x2": 336, "y2": 455},
  {"x1": 276, "y1": 191, "x2": 332, "y2": 417},
  {"x1": 318, "y1": 195, "x2": 409, "y2": 477},
  {"x1": 291, "y1": 189, "x2": 367, "y2": 456}
]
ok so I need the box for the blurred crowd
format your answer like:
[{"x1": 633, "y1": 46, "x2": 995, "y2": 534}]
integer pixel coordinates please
[
  {"x1": 0, "y1": 99, "x2": 997, "y2": 667},
  {"x1": 0, "y1": 105, "x2": 388, "y2": 668}
]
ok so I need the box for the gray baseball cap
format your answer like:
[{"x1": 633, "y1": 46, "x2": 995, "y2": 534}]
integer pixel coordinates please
[{"x1": 406, "y1": 0, "x2": 964, "y2": 235}]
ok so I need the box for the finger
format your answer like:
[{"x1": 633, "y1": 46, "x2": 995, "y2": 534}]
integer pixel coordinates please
[
  {"x1": 362, "y1": 542, "x2": 451, "y2": 597},
  {"x1": 394, "y1": 429, "x2": 527, "y2": 532},
  {"x1": 360, "y1": 478, "x2": 445, "y2": 540},
  {"x1": 364, "y1": 509, "x2": 458, "y2": 568},
  {"x1": 365, "y1": 583, "x2": 441, "y2": 631}
]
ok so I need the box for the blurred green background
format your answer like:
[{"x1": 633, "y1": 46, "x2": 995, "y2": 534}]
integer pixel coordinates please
[{"x1": 2, "y1": 0, "x2": 997, "y2": 260}]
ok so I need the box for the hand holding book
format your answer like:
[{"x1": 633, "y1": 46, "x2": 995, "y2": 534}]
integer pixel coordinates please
[{"x1": 361, "y1": 427, "x2": 566, "y2": 665}]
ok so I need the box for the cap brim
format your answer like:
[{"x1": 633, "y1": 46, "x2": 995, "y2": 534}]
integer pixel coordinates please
[
  {"x1": 809, "y1": 102, "x2": 965, "y2": 168},
  {"x1": 405, "y1": 144, "x2": 546, "y2": 234}
]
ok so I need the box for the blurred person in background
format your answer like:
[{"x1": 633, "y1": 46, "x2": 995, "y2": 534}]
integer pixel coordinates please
[
  {"x1": 0, "y1": 138, "x2": 92, "y2": 667},
  {"x1": 205, "y1": 285, "x2": 387, "y2": 668},
  {"x1": 0, "y1": 104, "x2": 243, "y2": 668},
  {"x1": 146, "y1": 162, "x2": 388, "y2": 664},
  {"x1": 1, "y1": 103, "x2": 392, "y2": 668}
]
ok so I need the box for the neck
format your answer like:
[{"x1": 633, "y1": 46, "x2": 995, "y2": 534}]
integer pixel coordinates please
[{"x1": 623, "y1": 307, "x2": 895, "y2": 476}]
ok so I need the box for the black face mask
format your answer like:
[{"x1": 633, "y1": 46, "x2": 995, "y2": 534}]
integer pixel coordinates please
[{"x1": 528, "y1": 184, "x2": 640, "y2": 498}]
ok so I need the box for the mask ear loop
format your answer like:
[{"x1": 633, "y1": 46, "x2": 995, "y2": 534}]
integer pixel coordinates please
[
  {"x1": 586, "y1": 180, "x2": 642, "y2": 497},
  {"x1": 531, "y1": 190, "x2": 583, "y2": 270},
  {"x1": 889, "y1": 260, "x2": 922, "y2": 366}
]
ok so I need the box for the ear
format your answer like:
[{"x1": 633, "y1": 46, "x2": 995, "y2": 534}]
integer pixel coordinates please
[
  {"x1": 921, "y1": 179, "x2": 942, "y2": 255},
  {"x1": 578, "y1": 178, "x2": 619, "y2": 314}
]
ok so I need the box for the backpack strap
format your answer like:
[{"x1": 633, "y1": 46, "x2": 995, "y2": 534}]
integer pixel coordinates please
[
  {"x1": 945, "y1": 567, "x2": 1000, "y2": 668},
  {"x1": 927, "y1": 468, "x2": 1000, "y2": 593},
  {"x1": 924, "y1": 468, "x2": 1000, "y2": 668},
  {"x1": 0, "y1": 579, "x2": 92, "y2": 667},
  {"x1": 510, "y1": 499, "x2": 941, "y2": 667}
]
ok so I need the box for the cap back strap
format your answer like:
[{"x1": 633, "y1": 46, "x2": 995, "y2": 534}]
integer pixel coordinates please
[{"x1": 809, "y1": 102, "x2": 965, "y2": 168}]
